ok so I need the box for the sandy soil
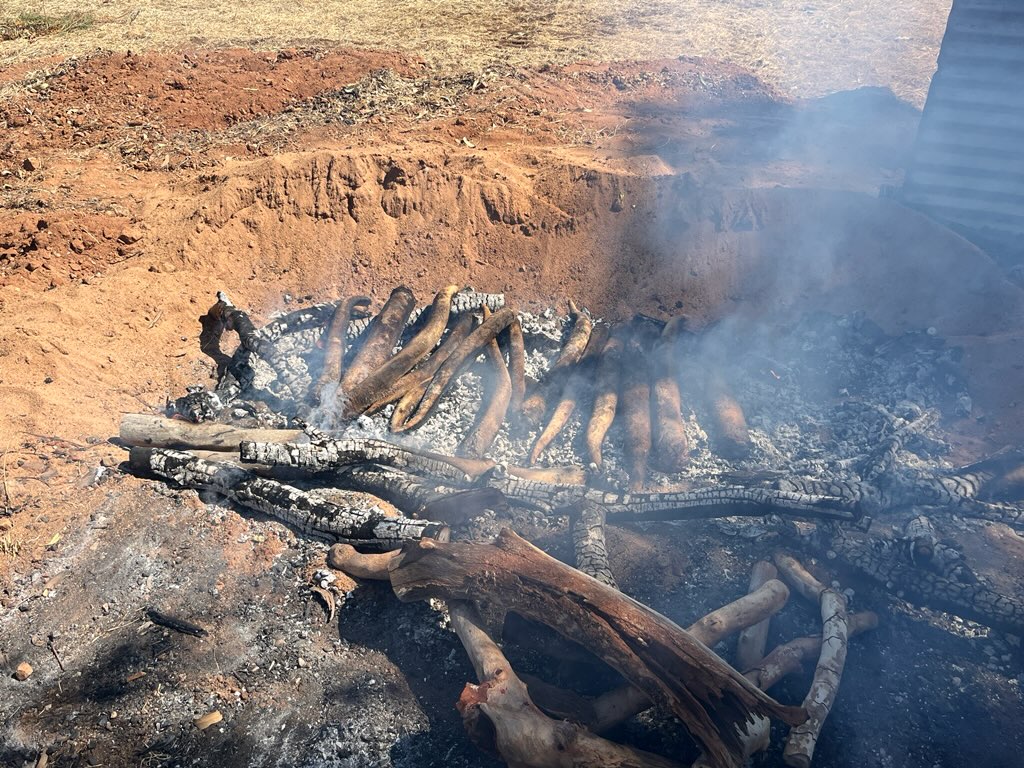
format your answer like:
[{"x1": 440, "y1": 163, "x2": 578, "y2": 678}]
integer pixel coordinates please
[{"x1": 1, "y1": 10, "x2": 1022, "y2": 768}]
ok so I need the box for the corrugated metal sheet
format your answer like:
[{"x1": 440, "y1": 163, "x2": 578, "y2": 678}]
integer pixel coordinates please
[{"x1": 902, "y1": 0, "x2": 1024, "y2": 250}]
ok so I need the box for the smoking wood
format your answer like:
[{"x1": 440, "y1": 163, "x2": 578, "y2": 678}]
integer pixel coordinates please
[
  {"x1": 521, "y1": 300, "x2": 593, "y2": 429},
  {"x1": 621, "y1": 326, "x2": 654, "y2": 492},
  {"x1": 651, "y1": 317, "x2": 690, "y2": 473},
  {"x1": 312, "y1": 295, "x2": 371, "y2": 404},
  {"x1": 340, "y1": 286, "x2": 417, "y2": 393},
  {"x1": 459, "y1": 307, "x2": 513, "y2": 458},
  {"x1": 586, "y1": 327, "x2": 626, "y2": 468}
]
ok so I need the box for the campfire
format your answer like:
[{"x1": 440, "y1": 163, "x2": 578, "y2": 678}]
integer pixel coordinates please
[{"x1": 119, "y1": 285, "x2": 1024, "y2": 768}]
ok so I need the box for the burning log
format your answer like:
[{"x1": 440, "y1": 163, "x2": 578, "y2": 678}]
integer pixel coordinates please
[
  {"x1": 529, "y1": 323, "x2": 610, "y2": 465},
  {"x1": 128, "y1": 447, "x2": 447, "y2": 550},
  {"x1": 384, "y1": 529, "x2": 806, "y2": 768},
  {"x1": 570, "y1": 500, "x2": 617, "y2": 588},
  {"x1": 459, "y1": 307, "x2": 512, "y2": 458},
  {"x1": 773, "y1": 553, "x2": 849, "y2": 768},
  {"x1": 340, "y1": 286, "x2": 418, "y2": 393},
  {"x1": 621, "y1": 324, "x2": 656, "y2": 492},
  {"x1": 398, "y1": 307, "x2": 518, "y2": 432},
  {"x1": 825, "y1": 526, "x2": 1024, "y2": 634},
  {"x1": 521, "y1": 300, "x2": 593, "y2": 429},
  {"x1": 586, "y1": 326, "x2": 626, "y2": 468},
  {"x1": 384, "y1": 310, "x2": 477, "y2": 423},
  {"x1": 311, "y1": 295, "x2": 371, "y2": 404},
  {"x1": 343, "y1": 285, "x2": 460, "y2": 417},
  {"x1": 504, "y1": 317, "x2": 527, "y2": 415},
  {"x1": 651, "y1": 317, "x2": 690, "y2": 473}
]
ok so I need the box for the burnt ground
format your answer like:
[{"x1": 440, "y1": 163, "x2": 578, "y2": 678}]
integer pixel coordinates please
[{"x1": 1, "y1": 46, "x2": 1023, "y2": 768}]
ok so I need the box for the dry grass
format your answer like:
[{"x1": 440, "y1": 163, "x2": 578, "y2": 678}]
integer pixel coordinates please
[
  {"x1": 0, "y1": 10, "x2": 93, "y2": 41},
  {"x1": 0, "y1": 1, "x2": 951, "y2": 104}
]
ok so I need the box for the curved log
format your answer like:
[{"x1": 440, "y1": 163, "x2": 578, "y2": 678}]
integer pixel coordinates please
[
  {"x1": 504, "y1": 317, "x2": 527, "y2": 415},
  {"x1": 343, "y1": 285, "x2": 460, "y2": 417},
  {"x1": 312, "y1": 295, "x2": 372, "y2": 404},
  {"x1": 459, "y1": 308, "x2": 512, "y2": 458},
  {"x1": 340, "y1": 286, "x2": 417, "y2": 393}
]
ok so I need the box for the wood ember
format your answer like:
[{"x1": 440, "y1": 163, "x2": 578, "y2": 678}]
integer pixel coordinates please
[
  {"x1": 129, "y1": 447, "x2": 447, "y2": 550},
  {"x1": 459, "y1": 307, "x2": 512, "y2": 458}
]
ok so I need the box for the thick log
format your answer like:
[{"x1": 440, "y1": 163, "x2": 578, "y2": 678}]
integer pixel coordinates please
[
  {"x1": 129, "y1": 447, "x2": 447, "y2": 550},
  {"x1": 449, "y1": 601, "x2": 683, "y2": 768},
  {"x1": 521, "y1": 301, "x2": 593, "y2": 429},
  {"x1": 401, "y1": 307, "x2": 518, "y2": 432},
  {"x1": 504, "y1": 317, "x2": 527, "y2": 415},
  {"x1": 529, "y1": 323, "x2": 610, "y2": 465},
  {"x1": 621, "y1": 327, "x2": 654, "y2": 492},
  {"x1": 459, "y1": 307, "x2": 513, "y2": 458},
  {"x1": 312, "y1": 295, "x2": 371, "y2": 404},
  {"x1": 120, "y1": 414, "x2": 302, "y2": 451},
  {"x1": 341, "y1": 286, "x2": 418, "y2": 393},
  {"x1": 586, "y1": 327, "x2": 626, "y2": 468},
  {"x1": 705, "y1": 370, "x2": 752, "y2": 461},
  {"x1": 386, "y1": 529, "x2": 805, "y2": 768},
  {"x1": 343, "y1": 285, "x2": 460, "y2": 417},
  {"x1": 651, "y1": 317, "x2": 690, "y2": 473}
]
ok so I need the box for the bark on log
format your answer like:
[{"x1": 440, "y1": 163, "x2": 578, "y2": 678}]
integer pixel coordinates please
[
  {"x1": 386, "y1": 529, "x2": 805, "y2": 768},
  {"x1": 121, "y1": 414, "x2": 302, "y2": 451},
  {"x1": 400, "y1": 307, "x2": 518, "y2": 432},
  {"x1": 586, "y1": 327, "x2": 626, "y2": 468},
  {"x1": 521, "y1": 301, "x2": 594, "y2": 430},
  {"x1": 459, "y1": 308, "x2": 513, "y2": 458},
  {"x1": 312, "y1": 295, "x2": 372, "y2": 404},
  {"x1": 529, "y1": 323, "x2": 610, "y2": 465},
  {"x1": 343, "y1": 285, "x2": 460, "y2": 417},
  {"x1": 129, "y1": 447, "x2": 447, "y2": 549},
  {"x1": 383, "y1": 311, "x2": 477, "y2": 422},
  {"x1": 651, "y1": 317, "x2": 690, "y2": 473}
]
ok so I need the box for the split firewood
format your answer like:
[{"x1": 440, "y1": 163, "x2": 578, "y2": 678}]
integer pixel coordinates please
[
  {"x1": 585, "y1": 325, "x2": 626, "y2": 468},
  {"x1": 651, "y1": 317, "x2": 690, "y2": 473},
  {"x1": 570, "y1": 500, "x2": 617, "y2": 588},
  {"x1": 621, "y1": 323, "x2": 656, "y2": 492},
  {"x1": 384, "y1": 311, "x2": 477, "y2": 423},
  {"x1": 735, "y1": 561, "x2": 779, "y2": 671},
  {"x1": 340, "y1": 286, "x2": 417, "y2": 393},
  {"x1": 385, "y1": 529, "x2": 806, "y2": 768},
  {"x1": 129, "y1": 447, "x2": 447, "y2": 550},
  {"x1": 399, "y1": 307, "x2": 518, "y2": 432},
  {"x1": 504, "y1": 317, "x2": 527, "y2": 415},
  {"x1": 521, "y1": 300, "x2": 593, "y2": 430},
  {"x1": 529, "y1": 323, "x2": 610, "y2": 465},
  {"x1": 311, "y1": 295, "x2": 371, "y2": 404},
  {"x1": 772, "y1": 553, "x2": 849, "y2": 768},
  {"x1": 343, "y1": 285, "x2": 460, "y2": 417},
  {"x1": 459, "y1": 308, "x2": 512, "y2": 458}
]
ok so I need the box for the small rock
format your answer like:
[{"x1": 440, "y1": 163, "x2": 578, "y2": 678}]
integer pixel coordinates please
[
  {"x1": 117, "y1": 226, "x2": 143, "y2": 245},
  {"x1": 23, "y1": 157, "x2": 39, "y2": 172},
  {"x1": 297, "y1": 657, "x2": 306, "y2": 668},
  {"x1": 14, "y1": 662, "x2": 33, "y2": 681}
]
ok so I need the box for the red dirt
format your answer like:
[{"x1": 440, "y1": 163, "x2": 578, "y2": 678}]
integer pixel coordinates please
[{"x1": 1, "y1": 45, "x2": 1022, "y2": 576}]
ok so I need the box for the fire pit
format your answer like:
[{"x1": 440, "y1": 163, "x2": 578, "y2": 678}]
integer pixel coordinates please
[{"x1": 114, "y1": 258, "x2": 1024, "y2": 767}]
